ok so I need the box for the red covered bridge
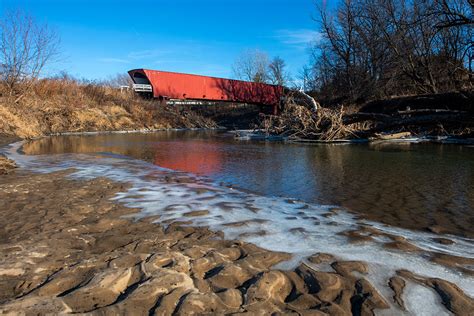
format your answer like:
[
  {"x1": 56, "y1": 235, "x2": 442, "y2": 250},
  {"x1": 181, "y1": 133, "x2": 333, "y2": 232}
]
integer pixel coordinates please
[{"x1": 128, "y1": 69, "x2": 283, "y2": 114}]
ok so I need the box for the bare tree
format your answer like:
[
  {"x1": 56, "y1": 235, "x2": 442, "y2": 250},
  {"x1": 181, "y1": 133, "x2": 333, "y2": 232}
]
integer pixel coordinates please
[
  {"x1": 437, "y1": 0, "x2": 474, "y2": 28},
  {"x1": 232, "y1": 49, "x2": 269, "y2": 83},
  {"x1": 105, "y1": 73, "x2": 133, "y2": 87},
  {"x1": 435, "y1": 0, "x2": 473, "y2": 84},
  {"x1": 311, "y1": 0, "x2": 472, "y2": 105},
  {"x1": 268, "y1": 56, "x2": 290, "y2": 86},
  {"x1": 297, "y1": 65, "x2": 316, "y2": 92},
  {"x1": 0, "y1": 10, "x2": 60, "y2": 94}
]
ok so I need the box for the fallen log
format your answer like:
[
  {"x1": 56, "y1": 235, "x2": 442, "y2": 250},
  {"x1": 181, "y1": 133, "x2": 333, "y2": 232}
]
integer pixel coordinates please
[
  {"x1": 343, "y1": 112, "x2": 392, "y2": 124},
  {"x1": 369, "y1": 132, "x2": 412, "y2": 140},
  {"x1": 397, "y1": 109, "x2": 467, "y2": 115},
  {"x1": 359, "y1": 91, "x2": 474, "y2": 114},
  {"x1": 285, "y1": 89, "x2": 320, "y2": 113},
  {"x1": 369, "y1": 113, "x2": 474, "y2": 132},
  {"x1": 344, "y1": 110, "x2": 472, "y2": 125}
]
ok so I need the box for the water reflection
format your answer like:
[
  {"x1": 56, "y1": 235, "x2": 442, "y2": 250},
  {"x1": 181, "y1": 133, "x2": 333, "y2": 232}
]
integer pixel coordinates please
[
  {"x1": 22, "y1": 131, "x2": 474, "y2": 237},
  {"x1": 153, "y1": 141, "x2": 223, "y2": 174}
]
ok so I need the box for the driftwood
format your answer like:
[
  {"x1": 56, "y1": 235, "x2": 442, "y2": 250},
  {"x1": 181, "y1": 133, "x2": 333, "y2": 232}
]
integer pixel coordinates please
[
  {"x1": 285, "y1": 89, "x2": 319, "y2": 112},
  {"x1": 369, "y1": 113, "x2": 473, "y2": 132},
  {"x1": 345, "y1": 111, "x2": 472, "y2": 130},
  {"x1": 369, "y1": 131, "x2": 412, "y2": 140},
  {"x1": 397, "y1": 109, "x2": 467, "y2": 115},
  {"x1": 343, "y1": 112, "x2": 392, "y2": 124}
]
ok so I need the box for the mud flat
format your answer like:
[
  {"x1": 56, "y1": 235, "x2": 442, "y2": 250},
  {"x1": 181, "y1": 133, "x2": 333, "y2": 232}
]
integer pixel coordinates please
[{"x1": 0, "y1": 138, "x2": 473, "y2": 315}]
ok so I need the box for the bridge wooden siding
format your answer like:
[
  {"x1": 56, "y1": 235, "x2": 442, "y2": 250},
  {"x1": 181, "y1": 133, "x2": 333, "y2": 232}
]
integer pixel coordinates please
[{"x1": 128, "y1": 69, "x2": 283, "y2": 114}]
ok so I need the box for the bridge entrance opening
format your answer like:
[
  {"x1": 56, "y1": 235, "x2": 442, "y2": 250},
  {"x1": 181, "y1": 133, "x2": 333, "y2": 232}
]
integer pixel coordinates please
[{"x1": 131, "y1": 72, "x2": 153, "y2": 97}]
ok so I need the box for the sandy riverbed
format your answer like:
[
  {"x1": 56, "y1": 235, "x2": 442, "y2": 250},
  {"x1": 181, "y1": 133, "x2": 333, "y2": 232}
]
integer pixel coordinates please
[{"x1": 0, "y1": 137, "x2": 472, "y2": 315}]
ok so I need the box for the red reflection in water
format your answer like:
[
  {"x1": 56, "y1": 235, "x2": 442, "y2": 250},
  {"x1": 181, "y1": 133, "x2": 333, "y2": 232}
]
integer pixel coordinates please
[{"x1": 153, "y1": 142, "x2": 222, "y2": 174}]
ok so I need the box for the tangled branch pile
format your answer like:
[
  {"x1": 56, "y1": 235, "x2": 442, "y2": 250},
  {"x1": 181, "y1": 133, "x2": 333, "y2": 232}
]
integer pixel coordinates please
[
  {"x1": 262, "y1": 91, "x2": 474, "y2": 141},
  {"x1": 262, "y1": 102, "x2": 363, "y2": 141}
]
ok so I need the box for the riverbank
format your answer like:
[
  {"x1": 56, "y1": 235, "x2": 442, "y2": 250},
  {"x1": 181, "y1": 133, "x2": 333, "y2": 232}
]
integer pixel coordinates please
[
  {"x1": 1, "y1": 136, "x2": 473, "y2": 315},
  {"x1": 0, "y1": 79, "x2": 216, "y2": 139}
]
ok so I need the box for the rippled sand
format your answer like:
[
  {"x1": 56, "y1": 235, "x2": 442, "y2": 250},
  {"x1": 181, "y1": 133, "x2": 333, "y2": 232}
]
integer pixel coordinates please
[{"x1": 0, "y1": 170, "x2": 471, "y2": 315}]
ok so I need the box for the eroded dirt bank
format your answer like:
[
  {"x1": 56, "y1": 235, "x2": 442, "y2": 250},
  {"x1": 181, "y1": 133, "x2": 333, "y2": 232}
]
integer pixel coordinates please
[
  {"x1": 0, "y1": 134, "x2": 18, "y2": 175},
  {"x1": 0, "y1": 79, "x2": 217, "y2": 139},
  {"x1": 0, "y1": 142, "x2": 473, "y2": 314}
]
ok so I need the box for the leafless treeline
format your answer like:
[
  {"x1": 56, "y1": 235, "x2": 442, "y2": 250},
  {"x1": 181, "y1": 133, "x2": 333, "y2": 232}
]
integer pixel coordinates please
[
  {"x1": 0, "y1": 10, "x2": 60, "y2": 95},
  {"x1": 308, "y1": 0, "x2": 473, "y2": 104},
  {"x1": 232, "y1": 49, "x2": 290, "y2": 86},
  {"x1": 0, "y1": 10, "x2": 133, "y2": 96}
]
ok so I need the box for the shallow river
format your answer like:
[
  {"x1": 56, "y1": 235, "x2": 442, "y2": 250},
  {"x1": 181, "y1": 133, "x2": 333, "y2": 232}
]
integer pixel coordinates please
[
  {"x1": 5, "y1": 130, "x2": 474, "y2": 315},
  {"x1": 21, "y1": 130, "x2": 474, "y2": 238}
]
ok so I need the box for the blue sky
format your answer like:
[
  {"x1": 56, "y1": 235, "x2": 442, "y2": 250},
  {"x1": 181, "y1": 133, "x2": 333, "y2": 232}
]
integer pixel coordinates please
[{"x1": 1, "y1": 0, "x2": 326, "y2": 82}]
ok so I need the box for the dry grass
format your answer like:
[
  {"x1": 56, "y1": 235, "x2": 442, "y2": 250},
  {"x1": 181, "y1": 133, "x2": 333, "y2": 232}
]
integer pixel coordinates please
[{"x1": 0, "y1": 79, "x2": 216, "y2": 138}]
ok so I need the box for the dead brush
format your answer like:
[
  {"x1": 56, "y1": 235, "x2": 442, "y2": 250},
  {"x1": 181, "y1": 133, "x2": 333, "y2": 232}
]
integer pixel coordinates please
[
  {"x1": 82, "y1": 84, "x2": 109, "y2": 105},
  {"x1": 316, "y1": 107, "x2": 361, "y2": 140},
  {"x1": 261, "y1": 100, "x2": 361, "y2": 141},
  {"x1": 0, "y1": 78, "x2": 218, "y2": 138},
  {"x1": 261, "y1": 103, "x2": 318, "y2": 138}
]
